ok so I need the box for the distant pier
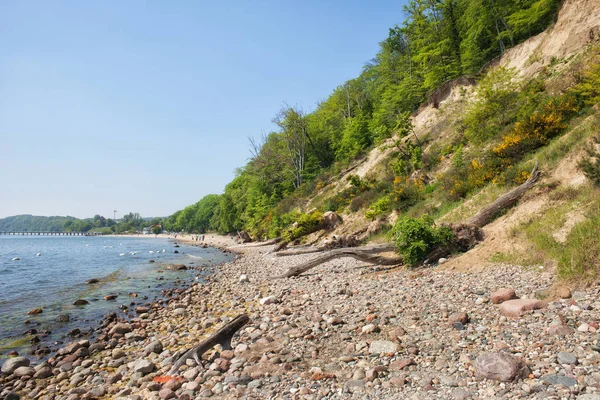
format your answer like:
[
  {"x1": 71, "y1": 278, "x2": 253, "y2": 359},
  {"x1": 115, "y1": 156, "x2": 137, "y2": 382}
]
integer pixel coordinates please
[{"x1": 0, "y1": 231, "x2": 101, "y2": 236}]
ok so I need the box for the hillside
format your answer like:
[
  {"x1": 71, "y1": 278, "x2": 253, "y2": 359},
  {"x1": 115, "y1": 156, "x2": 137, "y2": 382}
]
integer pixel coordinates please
[
  {"x1": 168, "y1": 0, "x2": 600, "y2": 284},
  {"x1": 0, "y1": 215, "x2": 77, "y2": 232}
]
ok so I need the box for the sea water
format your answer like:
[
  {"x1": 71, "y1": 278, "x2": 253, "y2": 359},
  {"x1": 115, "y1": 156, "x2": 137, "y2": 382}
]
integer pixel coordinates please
[{"x1": 0, "y1": 235, "x2": 232, "y2": 359}]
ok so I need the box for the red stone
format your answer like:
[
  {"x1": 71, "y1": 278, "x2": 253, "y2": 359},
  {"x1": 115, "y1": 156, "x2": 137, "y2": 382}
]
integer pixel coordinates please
[
  {"x1": 499, "y1": 299, "x2": 547, "y2": 318},
  {"x1": 491, "y1": 288, "x2": 518, "y2": 304}
]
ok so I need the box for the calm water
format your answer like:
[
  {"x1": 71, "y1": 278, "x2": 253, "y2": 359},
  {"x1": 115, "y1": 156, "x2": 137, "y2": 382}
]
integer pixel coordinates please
[{"x1": 0, "y1": 235, "x2": 232, "y2": 359}]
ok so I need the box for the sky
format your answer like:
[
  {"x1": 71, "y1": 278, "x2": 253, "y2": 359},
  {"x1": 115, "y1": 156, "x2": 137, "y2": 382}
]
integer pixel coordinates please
[{"x1": 0, "y1": 0, "x2": 408, "y2": 219}]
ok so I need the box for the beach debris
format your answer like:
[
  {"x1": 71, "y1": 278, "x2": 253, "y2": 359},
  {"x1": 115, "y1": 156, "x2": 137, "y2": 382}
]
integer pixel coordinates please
[{"x1": 168, "y1": 314, "x2": 249, "y2": 375}]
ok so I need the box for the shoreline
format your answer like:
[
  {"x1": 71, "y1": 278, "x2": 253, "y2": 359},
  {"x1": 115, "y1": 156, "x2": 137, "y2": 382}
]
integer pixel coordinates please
[
  {"x1": 0, "y1": 236, "x2": 232, "y2": 366},
  {"x1": 1, "y1": 237, "x2": 599, "y2": 399}
]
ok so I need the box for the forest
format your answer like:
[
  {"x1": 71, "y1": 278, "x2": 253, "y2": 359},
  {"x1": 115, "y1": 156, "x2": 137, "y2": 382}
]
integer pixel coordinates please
[{"x1": 164, "y1": 0, "x2": 565, "y2": 236}]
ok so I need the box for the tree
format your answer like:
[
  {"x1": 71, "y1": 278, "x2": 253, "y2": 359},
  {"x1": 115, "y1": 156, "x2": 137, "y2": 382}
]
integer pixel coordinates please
[
  {"x1": 273, "y1": 106, "x2": 309, "y2": 188},
  {"x1": 152, "y1": 225, "x2": 162, "y2": 235}
]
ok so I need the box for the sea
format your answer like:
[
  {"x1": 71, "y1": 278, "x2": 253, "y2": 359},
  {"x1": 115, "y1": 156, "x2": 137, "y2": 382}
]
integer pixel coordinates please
[{"x1": 0, "y1": 235, "x2": 232, "y2": 361}]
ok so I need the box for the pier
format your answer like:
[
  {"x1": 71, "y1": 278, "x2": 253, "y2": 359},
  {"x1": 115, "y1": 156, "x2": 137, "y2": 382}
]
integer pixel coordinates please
[{"x1": 0, "y1": 231, "x2": 102, "y2": 236}]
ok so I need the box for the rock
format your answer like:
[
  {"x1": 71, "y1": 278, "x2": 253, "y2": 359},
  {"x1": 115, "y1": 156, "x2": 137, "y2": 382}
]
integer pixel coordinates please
[
  {"x1": 452, "y1": 389, "x2": 473, "y2": 399},
  {"x1": 259, "y1": 296, "x2": 278, "y2": 305},
  {"x1": 112, "y1": 348, "x2": 125, "y2": 359},
  {"x1": 158, "y1": 388, "x2": 176, "y2": 399},
  {"x1": 474, "y1": 352, "x2": 529, "y2": 381},
  {"x1": 33, "y1": 367, "x2": 52, "y2": 379},
  {"x1": 556, "y1": 286, "x2": 572, "y2": 299},
  {"x1": 322, "y1": 211, "x2": 342, "y2": 229},
  {"x1": 89, "y1": 387, "x2": 106, "y2": 397},
  {"x1": 4, "y1": 392, "x2": 19, "y2": 400},
  {"x1": 104, "y1": 294, "x2": 118, "y2": 300},
  {"x1": 109, "y1": 323, "x2": 131, "y2": 335},
  {"x1": 73, "y1": 299, "x2": 89, "y2": 306},
  {"x1": 239, "y1": 274, "x2": 249, "y2": 283},
  {"x1": 542, "y1": 375, "x2": 578, "y2": 387},
  {"x1": 438, "y1": 257, "x2": 448, "y2": 264},
  {"x1": 145, "y1": 340, "x2": 163, "y2": 355},
  {"x1": 27, "y1": 308, "x2": 43, "y2": 315},
  {"x1": 13, "y1": 366, "x2": 36, "y2": 377},
  {"x1": 499, "y1": 299, "x2": 547, "y2": 318},
  {"x1": 557, "y1": 352, "x2": 578, "y2": 365},
  {"x1": 548, "y1": 325, "x2": 575, "y2": 336},
  {"x1": 448, "y1": 312, "x2": 469, "y2": 325},
  {"x1": 1, "y1": 356, "x2": 30, "y2": 374},
  {"x1": 165, "y1": 264, "x2": 188, "y2": 271},
  {"x1": 135, "y1": 306, "x2": 150, "y2": 313},
  {"x1": 327, "y1": 316, "x2": 344, "y2": 325},
  {"x1": 55, "y1": 314, "x2": 70, "y2": 322},
  {"x1": 361, "y1": 324, "x2": 380, "y2": 334},
  {"x1": 369, "y1": 340, "x2": 399, "y2": 354},
  {"x1": 133, "y1": 359, "x2": 155, "y2": 374},
  {"x1": 86, "y1": 278, "x2": 99, "y2": 284},
  {"x1": 390, "y1": 358, "x2": 415, "y2": 370},
  {"x1": 491, "y1": 288, "x2": 518, "y2": 304},
  {"x1": 344, "y1": 379, "x2": 366, "y2": 389}
]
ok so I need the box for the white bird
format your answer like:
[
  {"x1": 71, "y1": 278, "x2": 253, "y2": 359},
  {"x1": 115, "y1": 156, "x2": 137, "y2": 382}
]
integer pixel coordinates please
[
  {"x1": 12, "y1": 257, "x2": 20, "y2": 261},
  {"x1": 149, "y1": 251, "x2": 154, "y2": 254},
  {"x1": 36, "y1": 253, "x2": 41, "y2": 257},
  {"x1": 162, "y1": 249, "x2": 166, "y2": 253},
  {"x1": 119, "y1": 253, "x2": 125, "y2": 256}
]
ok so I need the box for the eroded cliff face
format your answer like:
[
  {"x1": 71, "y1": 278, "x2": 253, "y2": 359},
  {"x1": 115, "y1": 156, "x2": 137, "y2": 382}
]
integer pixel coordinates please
[{"x1": 499, "y1": 0, "x2": 600, "y2": 78}]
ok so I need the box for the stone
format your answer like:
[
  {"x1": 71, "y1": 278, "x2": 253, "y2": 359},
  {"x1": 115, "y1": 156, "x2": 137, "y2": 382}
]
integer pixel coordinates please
[
  {"x1": 452, "y1": 389, "x2": 473, "y2": 400},
  {"x1": 239, "y1": 274, "x2": 249, "y2": 283},
  {"x1": 548, "y1": 325, "x2": 575, "y2": 336},
  {"x1": 13, "y1": 366, "x2": 36, "y2": 377},
  {"x1": 104, "y1": 294, "x2": 118, "y2": 300},
  {"x1": 109, "y1": 323, "x2": 132, "y2": 335},
  {"x1": 391, "y1": 358, "x2": 415, "y2": 370},
  {"x1": 56, "y1": 314, "x2": 70, "y2": 322},
  {"x1": 1, "y1": 356, "x2": 30, "y2": 374},
  {"x1": 499, "y1": 299, "x2": 547, "y2": 318},
  {"x1": 557, "y1": 352, "x2": 578, "y2": 365},
  {"x1": 73, "y1": 299, "x2": 89, "y2": 306},
  {"x1": 369, "y1": 340, "x2": 399, "y2": 354},
  {"x1": 361, "y1": 323, "x2": 380, "y2": 334},
  {"x1": 344, "y1": 379, "x2": 366, "y2": 389},
  {"x1": 33, "y1": 367, "x2": 52, "y2": 379},
  {"x1": 542, "y1": 375, "x2": 578, "y2": 387},
  {"x1": 145, "y1": 340, "x2": 163, "y2": 355},
  {"x1": 133, "y1": 359, "x2": 155, "y2": 374},
  {"x1": 448, "y1": 312, "x2": 469, "y2": 325},
  {"x1": 27, "y1": 308, "x2": 43, "y2": 315},
  {"x1": 327, "y1": 316, "x2": 343, "y2": 325},
  {"x1": 86, "y1": 278, "x2": 99, "y2": 284},
  {"x1": 259, "y1": 296, "x2": 278, "y2": 306},
  {"x1": 474, "y1": 352, "x2": 529, "y2": 382},
  {"x1": 491, "y1": 288, "x2": 518, "y2": 304},
  {"x1": 112, "y1": 348, "x2": 125, "y2": 359},
  {"x1": 159, "y1": 388, "x2": 176, "y2": 399}
]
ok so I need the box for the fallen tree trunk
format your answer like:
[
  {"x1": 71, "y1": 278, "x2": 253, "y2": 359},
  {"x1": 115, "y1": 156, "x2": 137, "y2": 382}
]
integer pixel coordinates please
[
  {"x1": 168, "y1": 314, "x2": 249, "y2": 375},
  {"x1": 269, "y1": 246, "x2": 400, "y2": 278},
  {"x1": 276, "y1": 243, "x2": 395, "y2": 257},
  {"x1": 466, "y1": 162, "x2": 540, "y2": 227},
  {"x1": 243, "y1": 237, "x2": 282, "y2": 247}
]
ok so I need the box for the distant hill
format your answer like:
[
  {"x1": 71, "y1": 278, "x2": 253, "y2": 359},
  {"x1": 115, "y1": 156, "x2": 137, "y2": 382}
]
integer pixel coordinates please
[{"x1": 0, "y1": 215, "x2": 78, "y2": 232}]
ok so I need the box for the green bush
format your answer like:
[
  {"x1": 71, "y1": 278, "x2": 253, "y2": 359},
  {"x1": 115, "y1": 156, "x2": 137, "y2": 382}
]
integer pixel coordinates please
[
  {"x1": 282, "y1": 211, "x2": 324, "y2": 242},
  {"x1": 390, "y1": 215, "x2": 454, "y2": 267},
  {"x1": 366, "y1": 195, "x2": 392, "y2": 220}
]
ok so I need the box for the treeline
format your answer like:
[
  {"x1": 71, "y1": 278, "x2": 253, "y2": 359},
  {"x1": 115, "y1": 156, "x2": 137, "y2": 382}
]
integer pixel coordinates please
[
  {"x1": 168, "y1": 0, "x2": 561, "y2": 237},
  {"x1": 0, "y1": 215, "x2": 78, "y2": 232},
  {"x1": 0, "y1": 213, "x2": 164, "y2": 234}
]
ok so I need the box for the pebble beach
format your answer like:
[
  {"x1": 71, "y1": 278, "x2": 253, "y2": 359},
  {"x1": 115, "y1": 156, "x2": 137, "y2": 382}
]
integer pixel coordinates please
[{"x1": 1, "y1": 235, "x2": 600, "y2": 399}]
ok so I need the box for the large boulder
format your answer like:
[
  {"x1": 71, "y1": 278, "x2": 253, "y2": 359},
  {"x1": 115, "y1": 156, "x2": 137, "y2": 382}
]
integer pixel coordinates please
[
  {"x1": 1, "y1": 357, "x2": 30, "y2": 374},
  {"x1": 133, "y1": 359, "x2": 155, "y2": 375},
  {"x1": 499, "y1": 299, "x2": 547, "y2": 318},
  {"x1": 109, "y1": 323, "x2": 132, "y2": 336},
  {"x1": 474, "y1": 352, "x2": 529, "y2": 382}
]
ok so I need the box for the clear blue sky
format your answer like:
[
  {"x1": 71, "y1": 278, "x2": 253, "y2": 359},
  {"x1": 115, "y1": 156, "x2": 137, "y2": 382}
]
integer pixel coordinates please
[{"x1": 0, "y1": 0, "x2": 408, "y2": 219}]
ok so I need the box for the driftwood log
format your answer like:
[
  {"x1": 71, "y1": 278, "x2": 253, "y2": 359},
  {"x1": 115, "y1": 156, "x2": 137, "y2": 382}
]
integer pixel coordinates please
[
  {"x1": 466, "y1": 162, "x2": 540, "y2": 227},
  {"x1": 243, "y1": 237, "x2": 282, "y2": 247},
  {"x1": 269, "y1": 245, "x2": 399, "y2": 279},
  {"x1": 168, "y1": 314, "x2": 249, "y2": 375}
]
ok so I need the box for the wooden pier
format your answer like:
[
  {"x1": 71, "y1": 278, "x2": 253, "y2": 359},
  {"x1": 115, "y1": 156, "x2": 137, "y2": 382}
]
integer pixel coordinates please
[{"x1": 0, "y1": 231, "x2": 101, "y2": 236}]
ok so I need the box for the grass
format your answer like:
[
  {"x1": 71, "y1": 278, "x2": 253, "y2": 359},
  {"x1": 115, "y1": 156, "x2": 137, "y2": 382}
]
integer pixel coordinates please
[{"x1": 518, "y1": 184, "x2": 600, "y2": 283}]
